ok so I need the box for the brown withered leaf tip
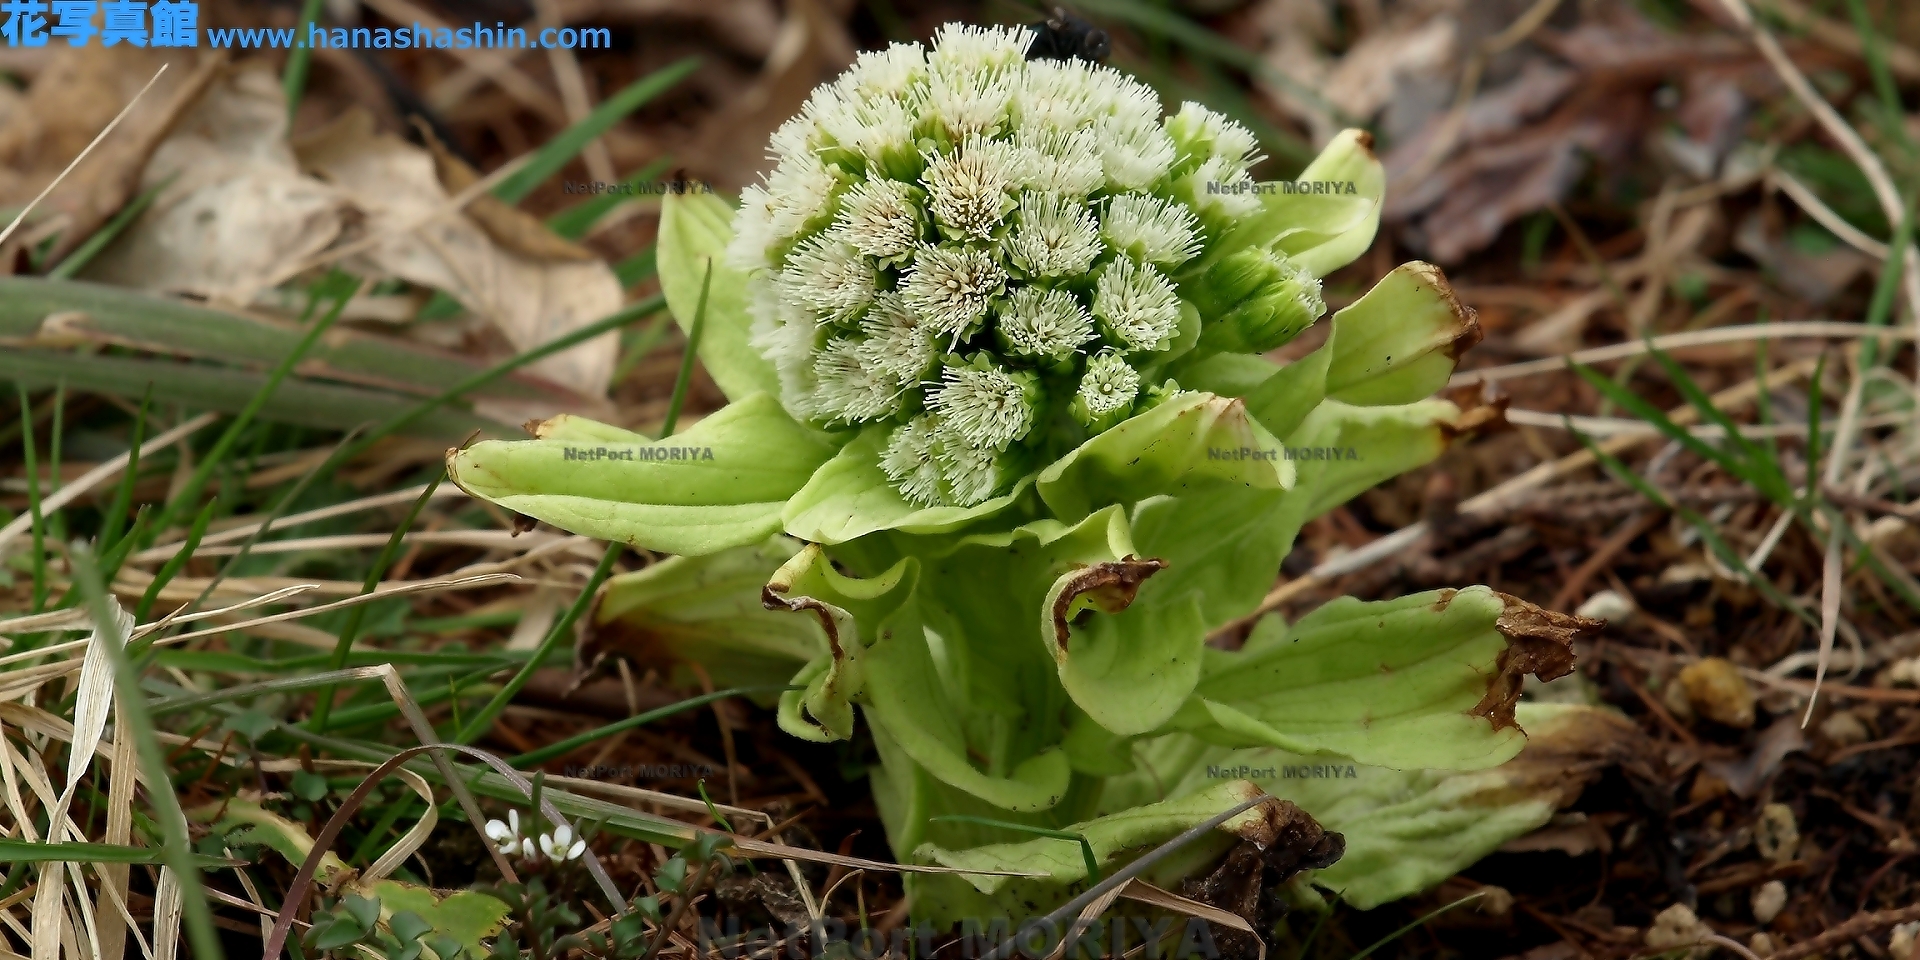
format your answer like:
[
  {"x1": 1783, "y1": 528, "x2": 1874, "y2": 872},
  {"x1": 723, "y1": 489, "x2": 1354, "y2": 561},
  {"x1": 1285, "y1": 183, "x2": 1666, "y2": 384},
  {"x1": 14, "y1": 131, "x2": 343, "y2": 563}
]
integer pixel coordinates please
[
  {"x1": 1048, "y1": 557, "x2": 1169, "y2": 650},
  {"x1": 1470, "y1": 592, "x2": 1599, "y2": 732},
  {"x1": 762, "y1": 586, "x2": 845, "y2": 660},
  {"x1": 1187, "y1": 793, "x2": 1344, "y2": 959}
]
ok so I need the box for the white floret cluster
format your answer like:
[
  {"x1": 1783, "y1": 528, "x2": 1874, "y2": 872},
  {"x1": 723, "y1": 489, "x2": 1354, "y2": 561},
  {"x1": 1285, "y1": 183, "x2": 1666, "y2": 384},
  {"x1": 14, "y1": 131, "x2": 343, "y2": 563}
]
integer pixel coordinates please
[{"x1": 730, "y1": 24, "x2": 1266, "y2": 508}]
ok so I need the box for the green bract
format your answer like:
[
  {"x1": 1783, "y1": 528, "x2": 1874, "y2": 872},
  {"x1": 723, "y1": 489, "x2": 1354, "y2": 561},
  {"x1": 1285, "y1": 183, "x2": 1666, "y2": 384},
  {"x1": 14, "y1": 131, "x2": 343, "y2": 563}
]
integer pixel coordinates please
[{"x1": 449, "y1": 22, "x2": 1606, "y2": 925}]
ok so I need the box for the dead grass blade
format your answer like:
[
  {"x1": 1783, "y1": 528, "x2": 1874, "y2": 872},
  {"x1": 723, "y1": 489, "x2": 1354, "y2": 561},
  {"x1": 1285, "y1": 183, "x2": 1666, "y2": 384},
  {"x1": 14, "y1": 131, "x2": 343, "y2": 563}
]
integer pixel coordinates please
[{"x1": 0, "y1": 65, "x2": 168, "y2": 249}]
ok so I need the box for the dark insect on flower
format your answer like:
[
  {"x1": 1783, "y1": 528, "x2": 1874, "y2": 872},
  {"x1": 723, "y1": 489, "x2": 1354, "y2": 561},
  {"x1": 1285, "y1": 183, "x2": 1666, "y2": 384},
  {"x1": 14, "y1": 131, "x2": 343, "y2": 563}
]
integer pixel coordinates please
[{"x1": 1025, "y1": 7, "x2": 1111, "y2": 63}]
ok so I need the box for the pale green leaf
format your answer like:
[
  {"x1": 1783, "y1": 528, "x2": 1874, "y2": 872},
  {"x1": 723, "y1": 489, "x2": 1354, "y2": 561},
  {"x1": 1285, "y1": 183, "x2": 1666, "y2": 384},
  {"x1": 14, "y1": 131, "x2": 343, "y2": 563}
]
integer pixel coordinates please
[{"x1": 657, "y1": 192, "x2": 781, "y2": 401}]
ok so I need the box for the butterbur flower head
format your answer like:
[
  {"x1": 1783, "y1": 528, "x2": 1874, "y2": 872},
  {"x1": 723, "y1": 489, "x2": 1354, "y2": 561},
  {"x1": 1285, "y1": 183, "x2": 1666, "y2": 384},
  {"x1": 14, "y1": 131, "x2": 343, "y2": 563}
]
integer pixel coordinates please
[
  {"x1": 729, "y1": 23, "x2": 1333, "y2": 508},
  {"x1": 925, "y1": 137, "x2": 1018, "y2": 241},
  {"x1": 1102, "y1": 193, "x2": 1200, "y2": 266},
  {"x1": 1093, "y1": 257, "x2": 1183, "y2": 353},
  {"x1": 881, "y1": 416, "x2": 946, "y2": 506},
  {"x1": 837, "y1": 180, "x2": 925, "y2": 261},
  {"x1": 1006, "y1": 193, "x2": 1103, "y2": 280},
  {"x1": 1071, "y1": 349, "x2": 1142, "y2": 432},
  {"x1": 927, "y1": 358, "x2": 1040, "y2": 451},
  {"x1": 902, "y1": 244, "x2": 1007, "y2": 344},
  {"x1": 997, "y1": 285, "x2": 1095, "y2": 363}
]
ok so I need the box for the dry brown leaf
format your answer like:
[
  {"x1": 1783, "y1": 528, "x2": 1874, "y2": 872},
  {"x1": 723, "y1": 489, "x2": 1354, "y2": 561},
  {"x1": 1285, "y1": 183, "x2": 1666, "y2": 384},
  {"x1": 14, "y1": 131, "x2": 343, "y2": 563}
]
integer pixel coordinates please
[
  {"x1": 297, "y1": 110, "x2": 624, "y2": 397},
  {"x1": 80, "y1": 65, "x2": 346, "y2": 305},
  {"x1": 417, "y1": 122, "x2": 598, "y2": 263},
  {"x1": 0, "y1": 46, "x2": 220, "y2": 265}
]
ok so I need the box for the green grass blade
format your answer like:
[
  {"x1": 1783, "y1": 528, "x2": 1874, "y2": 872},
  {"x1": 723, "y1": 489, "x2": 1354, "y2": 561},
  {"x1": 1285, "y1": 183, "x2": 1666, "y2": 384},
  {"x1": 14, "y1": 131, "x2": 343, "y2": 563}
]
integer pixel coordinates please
[
  {"x1": 1347, "y1": 891, "x2": 1486, "y2": 960},
  {"x1": 184, "y1": 426, "x2": 367, "y2": 615},
  {"x1": 546, "y1": 157, "x2": 674, "y2": 240},
  {"x1": 1571, "y1": 361, "x2": 1777, "y2": 500},
  {"x1": 334, "y1": 294, "x2": 664, "y2": 465},
  {"x1": 0, "y1": 840, "x2": 236, "y2": 867},
  {"x1": 660, "y1": 260, "x2": 712, "y2": 437},
  {"x1": 96, "y1": 386, "x2": 151, "y2": 554},
  {"x1": 453, "y1": 543, "x2": 624, "y2": 744},
  {"x1": 98, "y1": 507, "x2": 151, "y2": 588},
  {"x1": 1859, "y1": 199, "x2": 1915, "y2": 370},
  {"x1": 1806, "y1": 352, "x2": 1828, "y2": 502},
  {"x1": 16, "y1": 385, "x2": 47, "y2": 613},
  {"x1": 1573, "y1": 424, "x2": 1817, "y2": 626},
  {"x1": 70, "y1": 545, "x2": 226, "y2": 960},
  {"x1": 1642, "y1": 342, "x2": 1790, "y2": 500},
  {"x1": 507, "y1": 685, "x2": 795, "y2": 768},
  {"x1": 47, "y1": 173, "x2": 175, "y2": 280},
  {"x1": 133, "y1": 499, "x2": 216, "y2": 625},
  {"x1": 283, "y1": 0, "x2": 327, "y2": 122},
  {"x1": 927, "y1": 815, "x2": 1102, "y2": 883},
  {"x1": 492, "y1": 59, "x2": 701, "y2": 204},
  {"x1": 611, "y1": 309, "x2": 675, "y2": 388},
  {"x1": 615, "y1": 245, "x2": 658, "y2": 289},
  {"x1": 148, "y1": 271, "x2": 360, "y2": 540},
  {"x1": 1843, "y1": 0, "x2": 1916, "y2": 157},
  {"x1": 309, "y1": 473, "x2": 445, "y2": 732}
]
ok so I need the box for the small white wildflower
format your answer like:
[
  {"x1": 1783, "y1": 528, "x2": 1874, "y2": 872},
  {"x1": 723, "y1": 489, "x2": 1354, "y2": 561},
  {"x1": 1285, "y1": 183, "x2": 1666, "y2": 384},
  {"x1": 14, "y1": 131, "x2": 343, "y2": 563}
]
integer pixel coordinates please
[
  {"x1": 928, "y1": 23, "x2": 1031, "y2": 77},
  {"x1": 925, "y1": 137, "x2": 1017, "y2": 241},
  {"x1": 837, "y1": 42, "x2": 928, "y2": 101},
  {"x1": 858, "y1": 292, "x2": 936, "y2": 382},
  {"x1": 1102, "y1": 193, "x2": 1201, "y2": 266},
  {"x1": 997, "y1": 285, "x2": 1094, "y2": 361},
  {"x1": 779, "y1": 236, "x2": 876, "y2": 321},
  {"x1": 835, "y1": 179, "x2": 923, "y2": 260},
  {"x1": 925, "y1": 69, "x2": 1013, "y2": 142},
  {"x1": 934, "y1": 433, "x2": 1004, "y2": 506},
  {"x1": 1093, "y1": 257, "x2": 1183, "y2": 353},
  {"x1": 927, "y1": 361, "x2": 1037, "y2": 450},
  {"x1": 1012, "y1": 126, "x2": 1105, "y2": 197},
  {"x1": 814, "y1": 337, "x2": 909, "y2": 424},
  {"x1": 484, "y1": 810, "x2": 524, "y2": 857},
  {"x1": 538, "y1": 822, "x2": 588, "y2": 862},
  {"x1": 1097, "y1": 114, "x2": 1177, "y2": 191},
  {"x1": 902, "y1": 245, "x2": 1007, "y2": 344},
  {"x1": 881, "y1": 417, "x2": 946, "y2": 507},
  {"x1": 1005, "y1": 193, "x2": 1103, "y2": 279},
  {"x1": 1075, "y1": 350, "x2": 1141, "y2": 424}
]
